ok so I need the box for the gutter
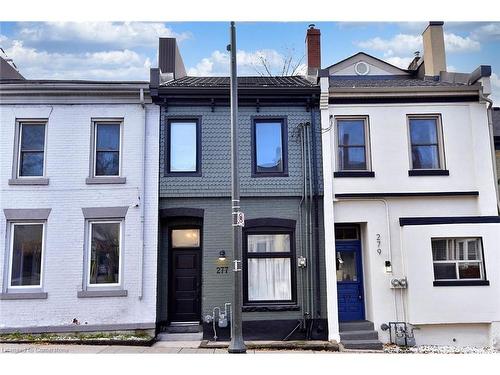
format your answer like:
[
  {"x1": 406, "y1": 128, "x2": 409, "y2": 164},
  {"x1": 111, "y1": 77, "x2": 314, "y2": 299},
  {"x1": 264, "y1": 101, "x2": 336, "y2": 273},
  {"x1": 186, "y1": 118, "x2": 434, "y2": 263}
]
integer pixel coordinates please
[
  {"x1": 139, "y1": 88, "x2": 147, "y2": 300},
  {"x1": 479, "y1": 89, "x2": 500, "y2": 213}
]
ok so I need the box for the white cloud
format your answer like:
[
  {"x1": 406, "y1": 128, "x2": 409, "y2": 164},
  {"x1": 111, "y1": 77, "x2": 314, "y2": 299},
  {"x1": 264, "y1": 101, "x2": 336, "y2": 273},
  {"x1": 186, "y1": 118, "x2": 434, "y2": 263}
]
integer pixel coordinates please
[
  {"x1": 16, "y1": 22, "x2": 191, "y2": 49},
  {"x1": 384, "y1": 56, "x2": 413, "y2": 69},
  {"x1": 470, "y1": 23, "x2": 500, "y2": 41},
  {"x1": 188, "y1": 48, "x2": 301, "y2": 76},
  {"x1": 3, "y1": 39, "x2": 150, "y2": 80},
  {"x1": 356, "y1": 32, "x2": 480, "y2": 57}
]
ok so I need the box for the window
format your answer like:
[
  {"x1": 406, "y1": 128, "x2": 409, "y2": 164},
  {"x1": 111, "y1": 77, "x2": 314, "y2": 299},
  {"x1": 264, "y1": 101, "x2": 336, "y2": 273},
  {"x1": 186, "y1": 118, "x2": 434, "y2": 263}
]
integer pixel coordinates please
[
  {"x1": 335, "y1": 225, "x2": 360, "y2": 241},
  {"x1": 17, "y1": 122, "x2": 46, "y2": 177},
  {"x1": 93, "y1": 122, "x2": 121, "y2": 177},
  {"x1": 336, "y1": 117, "x2": 370, "y2": 171},
  {"x1": 167, "y1": 119, "x2": 200, "y2": 175},
  {"x1": 431, "y1": 238, "x2": 486, "y2": 281},
  {"x1": 244, "y1": 230, "x2": 295, "y2": 304},
  {"x1": 88, "y1": 221, "x2": 121, "y2": 286},
  {"x1": 171, "y1": 229, "x2": 200, "y2": 248},
  {"x1": 408, "y1": 116, "x2": 445, "y2": 170},
  {"x1": 252, "y1": 119, "x2": 287, "y2": 176},
  {"x1": 8, "y1": 223, "x2": 44, "y2": 288}
]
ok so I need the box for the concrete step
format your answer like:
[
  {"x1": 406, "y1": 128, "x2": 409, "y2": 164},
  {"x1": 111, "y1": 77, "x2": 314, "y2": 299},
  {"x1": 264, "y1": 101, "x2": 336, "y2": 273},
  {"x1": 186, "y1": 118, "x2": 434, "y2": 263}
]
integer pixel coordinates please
[
  {"x1": 156, "y1": 332, "x2": 203, "y2": 342},
  {"x1": 166, "y1": 325, "x2": 202, "y2": 333},
  {"x1": 340, "y1": 330, "x2": 379, "y2": 341},
  {"x1": 339, "y1": 321, "x2": 374, "y2": 332},
  {"x1": 341, "y1": 339, "x2": 383, "y2": 351}
]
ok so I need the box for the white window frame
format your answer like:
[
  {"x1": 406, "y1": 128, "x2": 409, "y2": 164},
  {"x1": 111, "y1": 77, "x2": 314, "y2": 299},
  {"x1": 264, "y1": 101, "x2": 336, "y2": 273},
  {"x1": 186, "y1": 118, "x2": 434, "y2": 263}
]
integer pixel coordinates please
[
  {"x1": 335, "y1": 116, "x2": 372, "y2": 172},
  {"x1": 92, "y1": 120, "x2": 123, "y2": 178},
  {"x1": 407, "y1": 114, "x2": 446, "y2": 170},
  {"x1": 8, "y1": 222, "x2": 46, "y2": 290},
  {"x1": 16, "y1": 120, "x2": 48, "y2": 179},
  {"x1": 431, "y1": 237, "x2": 485, "y2": 281},
  {"x1": 86, "y1": 220, "x2": 123, "y2": 288}
]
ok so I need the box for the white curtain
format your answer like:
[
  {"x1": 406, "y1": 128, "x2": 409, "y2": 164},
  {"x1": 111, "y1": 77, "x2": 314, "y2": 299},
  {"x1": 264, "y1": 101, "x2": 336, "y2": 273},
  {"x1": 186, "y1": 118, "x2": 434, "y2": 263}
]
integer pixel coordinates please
[{"x1": 248, "y1": 258, "x2": 291, "y2": 301}]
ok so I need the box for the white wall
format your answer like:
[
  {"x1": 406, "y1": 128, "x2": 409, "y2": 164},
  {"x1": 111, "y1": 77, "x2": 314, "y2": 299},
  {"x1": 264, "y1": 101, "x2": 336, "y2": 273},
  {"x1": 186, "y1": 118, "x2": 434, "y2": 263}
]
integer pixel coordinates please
[
  {"x1": 321, "y1": 80, "x2": 500, "y2": 345},
  {"x1": 0, "y1": 102, "x2": 159, "y2": 331}
]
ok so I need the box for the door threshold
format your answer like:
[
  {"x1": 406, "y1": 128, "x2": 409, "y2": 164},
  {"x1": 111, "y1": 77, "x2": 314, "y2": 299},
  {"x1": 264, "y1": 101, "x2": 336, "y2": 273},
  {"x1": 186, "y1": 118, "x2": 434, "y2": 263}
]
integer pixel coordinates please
[{"x1": 169, "y1": 321, "x2": 200, "y2": 326}]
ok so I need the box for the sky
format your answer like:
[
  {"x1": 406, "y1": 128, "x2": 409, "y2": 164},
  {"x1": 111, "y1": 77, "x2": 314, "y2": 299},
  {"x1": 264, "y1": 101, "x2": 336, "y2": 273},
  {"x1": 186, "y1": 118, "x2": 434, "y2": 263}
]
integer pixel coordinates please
[{"x1": 1, "y1": 21, "x2": 500, "y2": 103}]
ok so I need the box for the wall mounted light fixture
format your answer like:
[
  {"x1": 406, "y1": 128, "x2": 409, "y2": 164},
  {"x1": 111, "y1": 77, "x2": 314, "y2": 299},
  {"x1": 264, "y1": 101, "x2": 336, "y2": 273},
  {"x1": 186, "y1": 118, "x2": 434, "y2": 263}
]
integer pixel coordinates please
[{"x1": 218, "y1": 250, "x2": 227, "y2": 261}]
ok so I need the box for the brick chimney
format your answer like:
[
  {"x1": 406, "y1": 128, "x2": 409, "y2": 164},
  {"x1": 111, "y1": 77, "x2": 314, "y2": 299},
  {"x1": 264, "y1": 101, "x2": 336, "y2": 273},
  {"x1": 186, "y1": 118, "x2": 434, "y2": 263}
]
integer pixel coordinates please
[
  {"x1": 422, "y1": 22, "x2": 447, "y2": 78},
  {"x1": 305, "y1": 24, "x2": 321, "y2": 76}
]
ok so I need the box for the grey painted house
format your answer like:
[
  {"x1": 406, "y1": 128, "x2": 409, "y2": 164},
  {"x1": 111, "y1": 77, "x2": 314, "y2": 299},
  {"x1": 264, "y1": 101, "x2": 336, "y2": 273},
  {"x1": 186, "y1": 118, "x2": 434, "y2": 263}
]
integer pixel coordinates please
[{"x1": 150, "y1": 38, "x2": 327, "y2": 340}]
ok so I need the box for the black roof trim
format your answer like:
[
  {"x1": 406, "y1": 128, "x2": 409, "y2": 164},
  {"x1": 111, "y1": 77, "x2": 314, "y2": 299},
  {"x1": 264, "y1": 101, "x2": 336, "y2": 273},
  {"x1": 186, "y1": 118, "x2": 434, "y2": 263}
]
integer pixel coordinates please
[
  {"x1": 336, "y1": 191, "x2": 479, "y2": 199},
  {"x1": 330, "y1": 95, "x2": 479, "y2": 105},
  {"x1": 400, "y1": 216, "x2": 500, "y2": 226}
]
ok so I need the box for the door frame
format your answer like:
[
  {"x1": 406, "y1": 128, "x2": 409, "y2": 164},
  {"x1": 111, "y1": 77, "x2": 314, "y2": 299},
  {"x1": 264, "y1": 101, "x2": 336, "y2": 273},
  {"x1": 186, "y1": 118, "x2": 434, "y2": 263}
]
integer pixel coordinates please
[
  {"x1": 167, "y1": 224, "x2": 203, "y2": 324},
  {"x1": 335, "y1": 225, "x2": 366, "y2": 322}
]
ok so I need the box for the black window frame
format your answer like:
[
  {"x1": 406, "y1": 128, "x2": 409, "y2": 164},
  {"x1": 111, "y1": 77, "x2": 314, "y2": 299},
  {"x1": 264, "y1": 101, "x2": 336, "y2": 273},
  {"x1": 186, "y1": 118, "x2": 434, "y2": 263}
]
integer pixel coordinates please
[
  {"x1": 243, "y1": 218, "x2": 296, "y2": 306},
  {"x1": 251, "y1": 117, "x2": 288, "y2": 178},
  {"x1": 165, "y1": 117, "x2": 202, "y2": 177},
  {"x1": 407, "y1": 114, "x2": 447, "y2": 174},
  {"x1": 335, "y1": 116, "x2": 372, "y2": 175},
  {"x1": 431, "y1": 237, "x2": 489, "y2": 287}
]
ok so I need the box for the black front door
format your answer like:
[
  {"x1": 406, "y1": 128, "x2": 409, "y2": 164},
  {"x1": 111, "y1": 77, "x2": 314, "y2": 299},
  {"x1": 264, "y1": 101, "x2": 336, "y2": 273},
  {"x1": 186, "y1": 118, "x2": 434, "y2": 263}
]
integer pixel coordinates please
[{"x1": 168, "y1": 228, "x2": 202, "y2": 323}]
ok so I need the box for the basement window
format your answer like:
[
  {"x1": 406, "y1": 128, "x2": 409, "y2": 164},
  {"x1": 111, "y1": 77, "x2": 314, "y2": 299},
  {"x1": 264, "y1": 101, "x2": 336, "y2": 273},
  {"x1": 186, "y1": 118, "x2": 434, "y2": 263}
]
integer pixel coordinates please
[{"x1": 431, "y1": 238, "x2": 489, "y2": 286}]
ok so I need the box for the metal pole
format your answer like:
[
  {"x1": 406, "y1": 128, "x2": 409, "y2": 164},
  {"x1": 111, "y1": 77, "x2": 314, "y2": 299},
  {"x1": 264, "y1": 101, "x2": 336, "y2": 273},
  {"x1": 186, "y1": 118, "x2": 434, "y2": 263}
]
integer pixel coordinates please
[{"x1": 227, "y1": 21, "x2": 246, "y2": 354}]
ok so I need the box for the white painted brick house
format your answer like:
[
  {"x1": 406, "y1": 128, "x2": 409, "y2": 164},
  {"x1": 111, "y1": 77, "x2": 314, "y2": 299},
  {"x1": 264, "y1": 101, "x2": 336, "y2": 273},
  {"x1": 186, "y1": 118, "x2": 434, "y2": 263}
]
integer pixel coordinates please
[
  {"x1": 0, "y1": 76, "x2": 159, "y2": 334},
  {"x1": 305, "y1": 22, "x2": 500, "y2": 348}
]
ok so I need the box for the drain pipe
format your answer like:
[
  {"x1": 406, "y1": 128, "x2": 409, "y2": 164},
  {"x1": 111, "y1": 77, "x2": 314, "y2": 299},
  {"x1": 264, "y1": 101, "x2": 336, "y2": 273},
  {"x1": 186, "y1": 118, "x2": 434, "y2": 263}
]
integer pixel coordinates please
[
  {"x1": 305, "y1": 121, "x2": 315, "y2": 327},
  {"x1": 309, "y1": 108, "x2": 322, "y2": 319},
  {"x1": 139, "y1": 88, "x2": 146, "y2": 300},
  {"x1": 297, "y1": 125, "x2": 306, "y2": 328},
  {"x1": 301, "y1": 123, "x2": 311, "y2": 321},
  {"x1": 479, "y1": 90, "x2": 500, "y2": 213}
]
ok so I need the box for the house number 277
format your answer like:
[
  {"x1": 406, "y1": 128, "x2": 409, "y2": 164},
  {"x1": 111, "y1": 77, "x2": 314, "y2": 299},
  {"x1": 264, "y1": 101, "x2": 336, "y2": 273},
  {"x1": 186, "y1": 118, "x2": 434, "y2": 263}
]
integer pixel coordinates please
[
  {"x1": 376, "y1": 234, "x2": 382, "y2": 255},
  {"x1": 216, "y1": 267, "x2": 229, "y2": 274}
]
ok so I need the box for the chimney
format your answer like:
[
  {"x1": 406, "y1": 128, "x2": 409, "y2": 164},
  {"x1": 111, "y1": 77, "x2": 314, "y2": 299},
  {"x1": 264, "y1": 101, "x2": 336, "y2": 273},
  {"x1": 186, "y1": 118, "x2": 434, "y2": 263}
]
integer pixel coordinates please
[
  {"x1": 158, "y1": 38, "x2": 186, "y2": 81},
  {"x1": 305, "y1": 24, "x2": 321, "y2": 76},
  {"x1": 422, "y1": 22, "x2": 447, "y2": 78}
]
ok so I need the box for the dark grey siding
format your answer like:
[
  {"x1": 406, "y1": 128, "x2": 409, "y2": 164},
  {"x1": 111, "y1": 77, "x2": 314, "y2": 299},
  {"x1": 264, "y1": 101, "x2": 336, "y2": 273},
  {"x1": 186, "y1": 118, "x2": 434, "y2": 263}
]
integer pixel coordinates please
[
  {"x1": 158, "y1": 197, "x2": 327, "y2": 323},
  {"x1": 159, "y1": 106, "x2": 322, "y2": 197}
]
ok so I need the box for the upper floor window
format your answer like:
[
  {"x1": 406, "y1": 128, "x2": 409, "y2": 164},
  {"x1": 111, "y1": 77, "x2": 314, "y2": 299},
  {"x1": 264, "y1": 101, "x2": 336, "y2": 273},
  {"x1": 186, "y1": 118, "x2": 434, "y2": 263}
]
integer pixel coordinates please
[
  {"x1": 167, "y1": 119, "x2": 200, "y2": 175},
  {"x1": 408, "y1": 115, "x2": 445, "y2": 170},
  {"x1": 431, "y1": 238, "x2": 486, "y2": 283},
  {"x1": 252, "y1": 119, "x2": 288, "y2": 177},
  {"x1": 93, "y1": 122, "x2": 121, "y2": 177},
  {"x1": 336, "y1": 117, "x2": 370, "y2": 171},
  {"x1": 17, "y1": 122, "x2": 46, "y2": 177},
  {"x1": 8, "y1": 222, "x2": 45, "y2": 288}
]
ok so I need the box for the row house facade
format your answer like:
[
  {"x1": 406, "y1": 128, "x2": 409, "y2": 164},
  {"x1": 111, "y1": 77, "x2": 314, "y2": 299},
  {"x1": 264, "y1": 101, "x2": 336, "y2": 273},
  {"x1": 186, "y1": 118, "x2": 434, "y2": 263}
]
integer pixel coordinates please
[
  {"x1": 0, "y1": 65, "x2": 160, "y2": 334},
  {"x1": 1, "y1": 22, "x2": 500, "y2": 350}
]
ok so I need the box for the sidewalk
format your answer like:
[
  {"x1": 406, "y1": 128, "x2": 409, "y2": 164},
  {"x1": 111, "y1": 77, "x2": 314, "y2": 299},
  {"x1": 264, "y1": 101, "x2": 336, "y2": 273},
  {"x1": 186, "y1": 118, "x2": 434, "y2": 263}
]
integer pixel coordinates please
[{"x1": 0, "y1": 341, "x2": 339, "y2": 354}]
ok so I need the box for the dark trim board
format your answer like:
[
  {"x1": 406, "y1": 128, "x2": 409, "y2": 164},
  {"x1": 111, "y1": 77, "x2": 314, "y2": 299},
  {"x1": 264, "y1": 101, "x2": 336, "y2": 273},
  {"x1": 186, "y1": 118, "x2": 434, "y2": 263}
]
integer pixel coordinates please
[
  {"x1": 335, "y1": 191, "x2": 479, "y2": 199},
  {"x1": 334, "y1": 171, "x2": 375, "y2": 178},
  {"x1": 408, "y1": 170, "x2": 450, "y2": 176},
  {"x1": 400, "y1": 216, "x2": 500, "y2": 226},
  {"x1": 329, "y1": 95, "x2": 480, "y2": 105},
  {"x1": 245, "y1": 217, "x2": 296, "y2": 229},
  {"x1": 202, "y1": 319, "x2": 328, "y2": 341},
  {"x1": 160, "y1": 207, "x2": 204, "y2": 219},
  {"x1": 433, "y1": 280, "x2": 490, "y2": 287}
]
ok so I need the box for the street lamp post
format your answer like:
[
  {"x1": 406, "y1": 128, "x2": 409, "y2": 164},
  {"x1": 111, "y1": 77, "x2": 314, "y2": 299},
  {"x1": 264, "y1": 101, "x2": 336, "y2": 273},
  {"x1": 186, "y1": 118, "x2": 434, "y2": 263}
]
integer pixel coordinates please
[{"x1": 227, "y1": 21, "x2": 247, "y2": 354}]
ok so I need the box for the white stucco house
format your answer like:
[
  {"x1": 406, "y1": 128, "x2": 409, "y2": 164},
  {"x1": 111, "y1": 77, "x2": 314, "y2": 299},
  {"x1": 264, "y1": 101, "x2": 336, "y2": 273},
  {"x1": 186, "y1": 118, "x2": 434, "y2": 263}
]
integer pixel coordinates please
[
  {"x1": 305, "y1": 22, "x2": 500, "y2": 348},
  {"x1": 0, "y1": 60, "x2": 159, "y2": 335}
]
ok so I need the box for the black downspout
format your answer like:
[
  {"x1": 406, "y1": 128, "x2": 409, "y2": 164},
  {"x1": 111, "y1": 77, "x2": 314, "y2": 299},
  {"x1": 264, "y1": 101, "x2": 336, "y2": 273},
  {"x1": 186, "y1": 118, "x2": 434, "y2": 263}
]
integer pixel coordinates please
[{"x1": 310, "y1": 102, "x2": 322, "y2": 320}]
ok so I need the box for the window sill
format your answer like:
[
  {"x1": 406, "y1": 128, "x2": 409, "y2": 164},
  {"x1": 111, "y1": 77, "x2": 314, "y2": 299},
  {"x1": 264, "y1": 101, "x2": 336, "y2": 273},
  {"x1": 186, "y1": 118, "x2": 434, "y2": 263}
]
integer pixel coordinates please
[
  {"x1": 334, "y1": 171, "x2": 375, "y2": 178},
  {"x1": 409, "y1": 170, "x2": 449, "y2": 176},
  {"x1": 8, "y1": 178, "x2": 49, "y2": 185},
  {"x1": 433, "y1": 280, "x2": 489, "y2": 287},
  {"x1": 251, "y1": 173, "x2": 289, "y2": 178},
  {"x1": 85, "y1": 177, "x2": 126, "y2": 184},
  {"x1": 242, "y1": 304, "x2": 299, "y2": 312},
  {"x1": 0, "y1": 292, "x2": 48, "y2": 300},
  {"x1": 77, "y1": 289, "x2": 128, "y2": 298}
]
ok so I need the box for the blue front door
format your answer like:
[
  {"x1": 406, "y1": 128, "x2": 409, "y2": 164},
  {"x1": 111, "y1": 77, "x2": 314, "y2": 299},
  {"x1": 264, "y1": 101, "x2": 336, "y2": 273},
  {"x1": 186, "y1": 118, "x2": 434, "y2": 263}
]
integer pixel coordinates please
[{"x1": 336, "y1": 240, "x2": 365, "y2": 321}]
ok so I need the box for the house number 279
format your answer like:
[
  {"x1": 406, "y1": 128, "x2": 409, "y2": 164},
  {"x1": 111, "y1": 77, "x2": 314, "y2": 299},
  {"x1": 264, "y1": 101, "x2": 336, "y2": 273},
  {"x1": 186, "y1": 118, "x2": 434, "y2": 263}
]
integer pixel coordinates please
[{"x1": 376, "y1": 234, "x2": 382, "y2": 255}]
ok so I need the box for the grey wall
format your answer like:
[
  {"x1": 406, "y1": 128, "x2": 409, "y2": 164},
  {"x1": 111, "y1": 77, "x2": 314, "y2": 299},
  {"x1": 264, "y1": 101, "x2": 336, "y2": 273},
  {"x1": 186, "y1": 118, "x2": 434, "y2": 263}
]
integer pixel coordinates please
[
  {"x1": 158, "y1": 197, "x2": 327, "y2": 323},
  {"x1": 159, "y1": 106, "x2": 323, "y2": 197}
]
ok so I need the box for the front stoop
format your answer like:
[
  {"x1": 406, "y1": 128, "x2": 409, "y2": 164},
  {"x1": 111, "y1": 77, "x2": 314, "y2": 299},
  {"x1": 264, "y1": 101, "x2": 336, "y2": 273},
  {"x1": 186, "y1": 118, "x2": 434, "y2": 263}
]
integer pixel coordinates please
[
  {"x1": 339, "y1": 321, "x2": 383, "y2": 351},
  {"x1": 157, "y1": 324, "x2": 203, "y2": 341}
]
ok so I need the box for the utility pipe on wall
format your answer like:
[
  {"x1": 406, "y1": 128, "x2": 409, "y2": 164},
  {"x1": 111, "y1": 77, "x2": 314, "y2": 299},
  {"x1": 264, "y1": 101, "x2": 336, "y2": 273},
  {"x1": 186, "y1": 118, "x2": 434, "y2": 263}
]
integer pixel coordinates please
[{"x1": 139, "y1": 88, "x2": 146, "y2": 300}]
